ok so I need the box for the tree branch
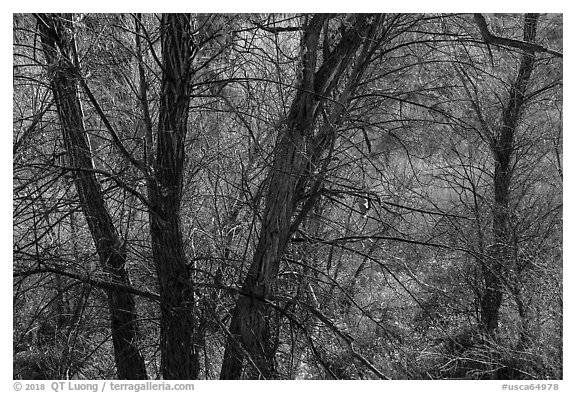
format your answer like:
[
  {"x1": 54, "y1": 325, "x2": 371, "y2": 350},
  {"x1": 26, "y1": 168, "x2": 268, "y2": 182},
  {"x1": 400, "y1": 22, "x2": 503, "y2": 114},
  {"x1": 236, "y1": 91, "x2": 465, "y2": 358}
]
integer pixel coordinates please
[
  {"x1": 79, "y1": 77, "x2": 150, "y2": 174},
  {"x1": 473, "y1": 13, "x2": 563, "y2": 58},
  {"x1": 14, "y1": 265, "x2": 160, "y2": 301},
  {"x1": 253, "y1": 21, "x2": 305, "y2": 33},
  {"x1": 30, "y1": 162, "x2": 151, "y2": 208}
]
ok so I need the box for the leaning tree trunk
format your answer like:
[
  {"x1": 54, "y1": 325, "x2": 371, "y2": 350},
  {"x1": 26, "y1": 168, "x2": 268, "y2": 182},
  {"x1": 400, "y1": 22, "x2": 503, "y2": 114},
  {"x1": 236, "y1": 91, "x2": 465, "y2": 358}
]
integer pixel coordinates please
[
  {"x1": 220, "y1": 14, "x2": 378, "y2": 379},
  {"x1": 37, "y1": 13, "x2": 147, "y2": 379},
  {"x1": 147, "y1": 13, "x2": 199, "y2": 379},
  {"x1": 481, "y1": 13, "x2": 539, "y2": 335}
]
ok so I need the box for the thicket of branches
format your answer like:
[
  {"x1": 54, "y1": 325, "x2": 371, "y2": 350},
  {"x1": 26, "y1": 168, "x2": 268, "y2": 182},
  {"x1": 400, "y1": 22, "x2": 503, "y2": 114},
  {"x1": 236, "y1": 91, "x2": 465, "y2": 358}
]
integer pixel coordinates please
[{"x1": 13, "y1": 13, "x2": 562, "y2": 380}]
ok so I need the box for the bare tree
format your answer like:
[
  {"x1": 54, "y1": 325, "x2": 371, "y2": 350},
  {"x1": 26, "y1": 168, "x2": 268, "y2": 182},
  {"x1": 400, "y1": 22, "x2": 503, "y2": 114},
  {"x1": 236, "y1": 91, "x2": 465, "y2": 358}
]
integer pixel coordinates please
[
  {"x1": 220, "y1": 14, "x2": 382, "y2": 379},
  {"x1": 35, "y1": 13, "x2": 147, "y2": 379},
  {"x1": 144, "y1": 13, "x2": 200, "y2": 379}
]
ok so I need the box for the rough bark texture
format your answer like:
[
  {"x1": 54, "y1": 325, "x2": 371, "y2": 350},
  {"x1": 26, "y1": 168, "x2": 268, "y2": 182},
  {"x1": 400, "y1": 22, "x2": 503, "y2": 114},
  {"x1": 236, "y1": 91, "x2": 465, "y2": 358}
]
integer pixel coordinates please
[
  {"x1": 147, "y1": 14, "x2": 199, "y2": 379},
  {"x1": 37, "y1": 13, "x2": 147, "y2": 380},
  {"x1": 481, "y1": 13, "x2": 539, "y2": 334},
  {"x1": 220, "y1": 14, "x2": 376, "y2": 380}
]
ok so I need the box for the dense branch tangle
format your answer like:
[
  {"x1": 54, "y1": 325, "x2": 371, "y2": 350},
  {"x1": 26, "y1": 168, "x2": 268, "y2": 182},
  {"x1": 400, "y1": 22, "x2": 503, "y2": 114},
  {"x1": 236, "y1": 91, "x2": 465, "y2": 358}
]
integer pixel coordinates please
[{"x1": 13, "y1": 13, "x2": 562, "y2": 380}]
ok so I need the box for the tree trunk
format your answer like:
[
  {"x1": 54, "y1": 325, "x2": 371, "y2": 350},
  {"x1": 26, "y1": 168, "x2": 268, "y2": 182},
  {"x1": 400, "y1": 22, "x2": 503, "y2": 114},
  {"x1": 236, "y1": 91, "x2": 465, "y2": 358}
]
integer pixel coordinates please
[
  {"x1": 37, "y1": 13, "x2": 147, "y2": 380},
  {"x1": 220, "y1": 14, "x2": 378, "y2": 379},
  {"x1": 481, "y1": 13, "x2": 539, "y2": 335},
  {"x1": 220, "y1": 130, "x2": 309, "y2": 379},
  {"x1": 147, "y1": 13, "x2": 199, "y2": 380}
]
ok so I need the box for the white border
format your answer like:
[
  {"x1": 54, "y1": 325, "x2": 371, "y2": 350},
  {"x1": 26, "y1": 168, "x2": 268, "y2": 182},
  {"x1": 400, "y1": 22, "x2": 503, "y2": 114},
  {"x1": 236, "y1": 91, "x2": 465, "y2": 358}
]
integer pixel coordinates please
[{"x1": 3, "y1": 4, "x2": 571, "y2": 391}]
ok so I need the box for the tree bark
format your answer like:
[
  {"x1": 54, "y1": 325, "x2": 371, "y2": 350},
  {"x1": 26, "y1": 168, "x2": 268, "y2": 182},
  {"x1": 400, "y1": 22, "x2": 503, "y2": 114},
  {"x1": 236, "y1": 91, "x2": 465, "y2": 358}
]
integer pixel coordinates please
[
  {"x1": 481, "y1": 13, "x2": 539, "y2": 335},
  {"x1": 37, "y1": 13, "x2": 147, "y2": 379},
  {"x1": 147, "y1": 13, "x2": 199, "y2": 379}
]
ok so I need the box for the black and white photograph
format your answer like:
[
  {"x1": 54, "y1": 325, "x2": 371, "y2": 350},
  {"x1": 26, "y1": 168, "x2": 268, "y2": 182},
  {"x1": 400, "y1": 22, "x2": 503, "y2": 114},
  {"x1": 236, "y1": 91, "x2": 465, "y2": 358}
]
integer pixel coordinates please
[{"x1": 12, "y1": 10, "x2": 564, "y2": 384}]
